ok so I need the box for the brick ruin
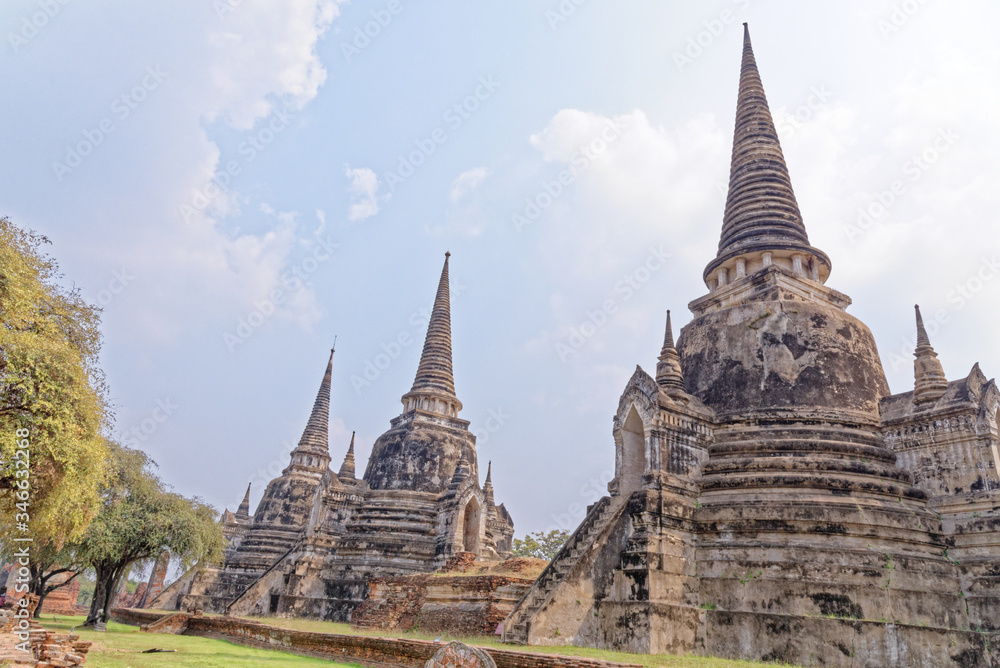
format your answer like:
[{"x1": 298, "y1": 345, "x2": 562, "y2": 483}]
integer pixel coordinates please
[
  {"x1": 1, "y1": 594, "x2": 92, "y2": 667},
  {"x1": 502, "y1": 24, "x2": 1000, "y2": 668},
  {"x1": 37, "y1": 573, "x2": 82, "y2": 616},
  {"x1": 352, "y1": 555, "x2": 546, "y2": 636},
  {"x1": 138, "y1": 550, "x2": 170, "y2": 608},
  {"x1": 155, "y1": 253, "x2": 514, "y2": 621}
]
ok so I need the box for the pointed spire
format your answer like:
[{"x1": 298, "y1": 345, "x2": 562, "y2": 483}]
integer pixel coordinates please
[
  {"x1": 295, "y1": 347, "x2": 335, "y2": 454},
  {"x1": 482, "y1": 461, "x2": 495, "y2": 510},
  {"x1": 704, "y1": 23, "x2": 830, "y2": 287},
  {"x1": 236, "y1": 483, "x2": 251, "y2": 519},
  {"x1": 338, "y1": 432, "x2": 356, "y2": 479},
  {"x1": 411, "y1": 252, "x2": 456, "y2": 396},
  {"x1": 915, "y1": 304, "x2": 931, "y2": 347},
  {"x1": 401, "y1": 253, "x2": 463, "y2": 417},
  {"x1": 913, "y1": 305, "x2": 948, "y2": 405},
  {"x1": 663, "y1": 310, "x2": 675, "y2": 349},
  {"x1": 656, "y1": 310, "x2": 685, "y2": 393}
]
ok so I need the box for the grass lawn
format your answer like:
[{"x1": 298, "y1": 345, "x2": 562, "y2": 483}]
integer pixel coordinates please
[
  {"x1": 39, "y1": 615, "x2": 361, "y2": 668},
  {"x1": 257, "y1": 616, "x2": 802, "y2": 668}
]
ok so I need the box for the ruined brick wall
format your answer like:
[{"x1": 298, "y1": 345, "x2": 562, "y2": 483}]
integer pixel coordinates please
[
  {"x1": 110, "y1": 608, "x2": 640, "y2": 668},
  {"x1": 353, "y1": 573, "x2": 530, "y2": 636},
  {"x1": 39, "y1": 573, "x2": 82, "y2": 615},
  {"x1": 110, "y1": 608, "x2": 163, "y2": 626}
]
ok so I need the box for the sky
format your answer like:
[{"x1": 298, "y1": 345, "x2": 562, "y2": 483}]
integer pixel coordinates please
[{"x1": 2, "y1": 0, "x2": 1000, "y2": 539}]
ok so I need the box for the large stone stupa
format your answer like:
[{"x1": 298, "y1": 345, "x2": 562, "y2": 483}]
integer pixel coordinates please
[{"x1": 503, "y1": 25, "x2": 1000, "y2": 668}]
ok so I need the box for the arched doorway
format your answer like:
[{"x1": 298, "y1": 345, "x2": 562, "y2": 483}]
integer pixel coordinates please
[
  {"x1": 462, "y1": 497, "x2": 481, "y2": 554},
  {"x1": 621, "y1": 406, "x2": 645, "y2": 493}
]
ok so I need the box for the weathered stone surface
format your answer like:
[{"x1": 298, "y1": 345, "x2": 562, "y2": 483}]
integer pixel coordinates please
[
  {"x1": 506, "y1": 23, "x2": 1000, "y2": 668},
  {"x1": 425, "y1": 642, "x2": 496, "y2": 668},
  {"x1": 679, "y1": 296, "x2": 889, "y2": 418},
  {"x1": 364, "y1": 416, "x2": 476, "y2": 494}
]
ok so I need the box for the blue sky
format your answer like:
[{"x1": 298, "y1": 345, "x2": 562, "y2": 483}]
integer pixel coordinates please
[{"x1": 3, "y1": 0, "x2": 999, "y2": 537}]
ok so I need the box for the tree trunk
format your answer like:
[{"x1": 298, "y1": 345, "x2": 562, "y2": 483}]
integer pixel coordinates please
[
  {"x1": 83, "y1": 563, "x2": 120, "y2": 627},
  {"x1": 33, "y1": 589, "x2": 48, "y2": 618},
  {"x1": 83, "y1": 568, "x2": 106, "y2": 627},
  {"x1": 30, "y1": 566, "x2": 51, "y2": 619},
  {"x1": 100, "y1": 567, "x2": 128, "y2": 627},
  {"x1": 34, "y1": 570, "x2": 79, "y2": 618}
]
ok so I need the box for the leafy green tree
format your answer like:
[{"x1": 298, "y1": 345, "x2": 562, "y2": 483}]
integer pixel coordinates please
[
  {"x1": 511, "y1": 530, "x2": 570, "y2": 561},
  {"x1": 78, "y1": 442, "x2": 224, "y2": 626},
  {"x1": 0, "y1": 217, "x2": 111, "y2": 546}
]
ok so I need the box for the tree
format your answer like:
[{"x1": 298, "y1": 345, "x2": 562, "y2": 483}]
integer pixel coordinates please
[
  {"x1": 77, "y1": 442, "x2": 224, "y2": 626},
  {"x1": 511, "y1": 530, "x2": 570, "y2": 561},
  {"x1": 26, "y1": 538, "x2": 86, "y2": 618},
  {"x1": 0, "y1": 217, "x2": 111, "y2": 548}
]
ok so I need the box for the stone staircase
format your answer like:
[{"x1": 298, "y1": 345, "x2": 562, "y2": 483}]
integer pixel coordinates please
[
  {"x1": 223, "y1": 538, "x2": 304, "y2": 614},
  {"x1": 503, "y1": 495, "x2": 625, "y2": 644}
]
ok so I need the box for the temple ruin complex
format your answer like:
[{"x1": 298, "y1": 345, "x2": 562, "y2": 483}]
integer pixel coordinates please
[{"x1": 155, "y1": 253, "x2": 514, "y2": 621}]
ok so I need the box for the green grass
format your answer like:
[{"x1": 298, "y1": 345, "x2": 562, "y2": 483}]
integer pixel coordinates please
[
  {"x1": 40, "y1": 615, "x2": 361, "y2": 668},
  {"x1": 37, "y1": 612, "x2": 803, "y2": 668},
  {"x1": 256, "y1": 616, "x2": 801, "y2": 667}
]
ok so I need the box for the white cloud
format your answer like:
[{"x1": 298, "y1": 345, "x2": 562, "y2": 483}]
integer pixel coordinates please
[
  {"x1": 67, "y1": 0, "x2": 349, "y2": 344},
  {"x1": 524, "y1": 108, "x2": 727, "y2": 292},
  {"x1": 424, "y1": 167, "x2": 493, "y2": 238},
  {"x1": 450, "y1": 167, "x2": 490, "y2": 202},
  {"x1": 345, "y1": 166, "x2": 382, "y2": 221},
  {"x1": 205, "y1": 0, "x2": 343, "y2": 130}
]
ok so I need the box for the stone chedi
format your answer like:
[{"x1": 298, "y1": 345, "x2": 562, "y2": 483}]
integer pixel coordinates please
[
  {"x1": 503, "y1": 25, "x2": 1000, "y2": 667},
  {"x1": 220, "y1": 483, "x2": 254, "y2": 561},
  {"x1": 156, "y1": 253, "x2": 514, "y2": 621}
]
